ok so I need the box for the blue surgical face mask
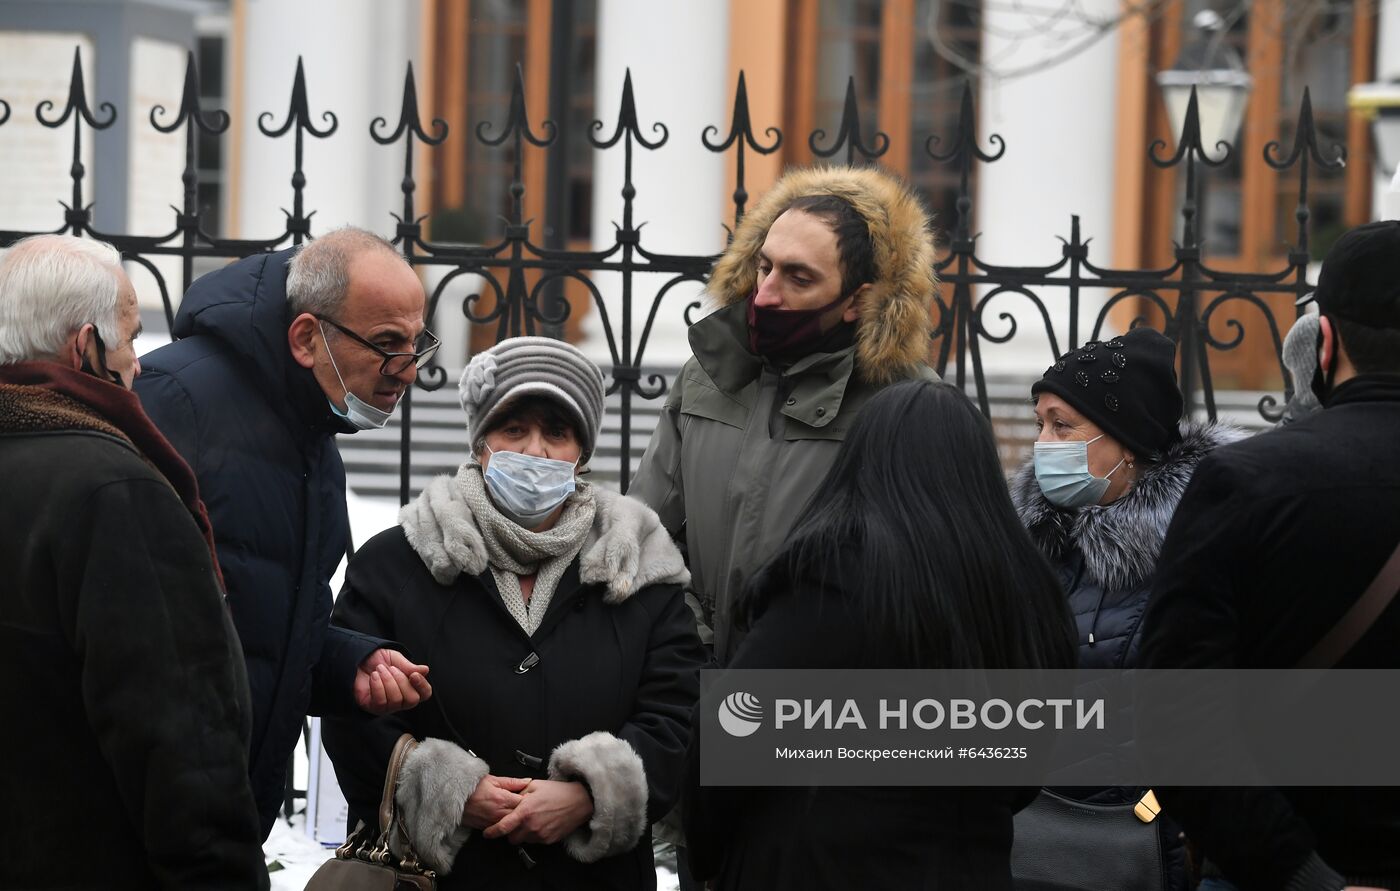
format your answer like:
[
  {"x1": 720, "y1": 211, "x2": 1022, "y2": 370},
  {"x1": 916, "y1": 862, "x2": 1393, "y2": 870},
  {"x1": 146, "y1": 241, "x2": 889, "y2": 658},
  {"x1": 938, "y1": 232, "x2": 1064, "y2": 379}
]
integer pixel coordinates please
[
  {"x1": 482, "y1": 445, "x2": 579, "y2": 528},
  {"x1": 320, "y1": 322, "x2": 395, "y2": 430},
  {"x1": 1032, "y1": 433, "x2": 1125, "y2": 509}
]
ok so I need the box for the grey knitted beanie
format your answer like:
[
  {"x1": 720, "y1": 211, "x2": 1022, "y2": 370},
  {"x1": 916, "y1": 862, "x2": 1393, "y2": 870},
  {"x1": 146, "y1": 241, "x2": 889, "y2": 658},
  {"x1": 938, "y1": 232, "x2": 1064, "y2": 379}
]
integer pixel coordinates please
[{"x1": 459, "y1": 336, "x2": 607, "y2": 458}]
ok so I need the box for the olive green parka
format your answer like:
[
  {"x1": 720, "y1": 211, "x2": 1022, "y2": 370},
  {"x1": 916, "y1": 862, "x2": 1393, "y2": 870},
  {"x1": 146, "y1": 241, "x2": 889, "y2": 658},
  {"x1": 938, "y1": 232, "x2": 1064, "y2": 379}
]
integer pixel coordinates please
[{"x1": 630, "y1": 166, "x2": 940, "y2": 663}]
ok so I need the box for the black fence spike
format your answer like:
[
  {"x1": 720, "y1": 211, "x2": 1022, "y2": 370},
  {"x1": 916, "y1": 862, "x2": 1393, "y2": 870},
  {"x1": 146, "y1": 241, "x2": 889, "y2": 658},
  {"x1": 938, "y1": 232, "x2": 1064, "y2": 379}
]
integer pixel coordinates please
[
  {"x1": 259, "y1": 56, "x2": 337, "y2": 138},
  {"x1": 809, "y1": 76, "x2": 888, "y2": 164},
  {"x1": 477, "y1": 63, "x2": 555, "y2": 148},
  {"x1": 372, "y1": 62, "x2": 448, "y2": 146},
  {"x1": 702, "y1": 70, "x2": 782, "y2": 226},
  {"x1": 37, "y1": 47, "x2": 116, "y2": 129}
]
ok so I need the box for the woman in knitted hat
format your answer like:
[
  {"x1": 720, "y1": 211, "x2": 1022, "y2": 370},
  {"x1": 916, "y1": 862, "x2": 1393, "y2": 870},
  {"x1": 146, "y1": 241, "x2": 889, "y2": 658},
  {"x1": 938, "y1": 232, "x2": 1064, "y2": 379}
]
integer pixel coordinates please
[
  {"x1": 322, "y1": 336, "x2": 706, "y2": 889},
  {"x1": 1008, "y1": 327, "x2": 1243, "y2": 891}
]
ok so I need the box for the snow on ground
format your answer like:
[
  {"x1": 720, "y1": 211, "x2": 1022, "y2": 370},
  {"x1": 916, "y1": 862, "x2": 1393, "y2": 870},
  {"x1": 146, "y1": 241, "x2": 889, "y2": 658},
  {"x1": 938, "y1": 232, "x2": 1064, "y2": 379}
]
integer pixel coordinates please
[{"x1": 265, "y1": 814, "x2": 336, "y2": 889}]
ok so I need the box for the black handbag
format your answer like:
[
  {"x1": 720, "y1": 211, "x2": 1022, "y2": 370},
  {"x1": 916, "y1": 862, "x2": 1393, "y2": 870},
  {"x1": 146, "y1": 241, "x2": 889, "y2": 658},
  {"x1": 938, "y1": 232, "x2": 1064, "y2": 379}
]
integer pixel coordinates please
[
  {"x1": 1010, "y1": 788, "x2": 1166, "y2": 891},
  {"x1": 304, "y1": 733, "x2": 436, "y2": 891}
]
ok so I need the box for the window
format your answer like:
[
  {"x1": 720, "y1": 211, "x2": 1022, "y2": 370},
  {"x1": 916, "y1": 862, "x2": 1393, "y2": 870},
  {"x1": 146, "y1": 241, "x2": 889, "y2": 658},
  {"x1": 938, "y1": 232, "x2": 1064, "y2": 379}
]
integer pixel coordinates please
[
  {"x1": 786, "y1": 0, "x2": 984, "y2": 233},
  {"x1": 428, "y1": 0, "x2": 597, "y2": 246}
]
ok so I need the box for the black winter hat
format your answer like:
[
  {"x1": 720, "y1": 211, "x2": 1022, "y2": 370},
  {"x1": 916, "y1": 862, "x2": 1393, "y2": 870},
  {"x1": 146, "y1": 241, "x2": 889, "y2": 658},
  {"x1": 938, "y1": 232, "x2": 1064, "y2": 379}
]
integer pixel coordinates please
[
  {"x1": 1031, "y1": 327, "x2": 1184, "y2": 459},
  {"x1": 1306, "y1": 220, "x2": 1400, "y2": 330}
]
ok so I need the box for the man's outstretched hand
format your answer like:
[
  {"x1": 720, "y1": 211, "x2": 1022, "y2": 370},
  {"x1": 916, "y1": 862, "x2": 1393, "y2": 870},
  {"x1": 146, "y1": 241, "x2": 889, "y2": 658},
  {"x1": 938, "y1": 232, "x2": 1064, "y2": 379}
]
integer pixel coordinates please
[{"x1": 354, "y1": 648, "x2": 432, "y2": 714}]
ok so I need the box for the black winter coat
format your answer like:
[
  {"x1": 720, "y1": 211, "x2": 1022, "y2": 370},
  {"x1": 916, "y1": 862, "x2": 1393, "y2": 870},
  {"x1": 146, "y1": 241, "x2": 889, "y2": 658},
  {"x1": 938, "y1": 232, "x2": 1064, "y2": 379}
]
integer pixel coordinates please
[
  {"x1": 322, "y1": 521, "x2": 706, "y2": 890},
  {"x1": 135, "y1": 248, "x2": 383, "y2": 836},
  {"x1": 0, "y1": 371, "x2": 267, "y2": 889},
  {"x1": 1010, "y1": 422, "x2": 1237, "y2": 891},
  {"x1": 1140, "y1": 375, "x2": 1400, "y2": 890},
  {"x1": 684, "y1": 552, "x2": 1039, "y2": 891}
]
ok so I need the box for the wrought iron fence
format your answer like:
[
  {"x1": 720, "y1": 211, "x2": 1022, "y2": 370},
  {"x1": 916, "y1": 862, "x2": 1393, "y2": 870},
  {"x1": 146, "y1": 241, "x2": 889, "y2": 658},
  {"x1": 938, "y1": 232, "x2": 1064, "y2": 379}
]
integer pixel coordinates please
[{"x1": 0, "y1": 49, "x2": 1346, "y2": 501}]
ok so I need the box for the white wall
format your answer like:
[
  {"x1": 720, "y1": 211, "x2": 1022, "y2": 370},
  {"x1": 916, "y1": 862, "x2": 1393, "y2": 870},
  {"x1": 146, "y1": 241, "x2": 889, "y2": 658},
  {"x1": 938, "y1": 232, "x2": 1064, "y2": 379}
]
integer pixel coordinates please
[
  {"x1": 975, "y1": 0, "x2": 1123, "y2": 372},
  {"x1": 234, "y1": 0, "x2": 420, "y2": 242},
  {"x1": 583, "y1": 0, "x2": 730, "y2": 369},
  {"x1": 1376, "y1": 0, "x2": 1400, "y2": 221},
  {"x1": 0, "y1": 33, "x2": 95, "y2": 234}
]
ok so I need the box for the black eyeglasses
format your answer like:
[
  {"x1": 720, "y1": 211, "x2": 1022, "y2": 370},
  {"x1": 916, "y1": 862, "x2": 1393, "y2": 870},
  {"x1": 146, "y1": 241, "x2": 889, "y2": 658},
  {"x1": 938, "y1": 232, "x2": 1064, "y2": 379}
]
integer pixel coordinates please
[{"x1": 316, "y1": 316, "x2": 440, "y2": 376}]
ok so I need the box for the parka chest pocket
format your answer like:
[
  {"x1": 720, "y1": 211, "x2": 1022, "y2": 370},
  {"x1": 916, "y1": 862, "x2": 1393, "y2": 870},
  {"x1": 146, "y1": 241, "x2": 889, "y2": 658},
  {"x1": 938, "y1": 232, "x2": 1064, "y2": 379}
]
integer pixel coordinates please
[{"x1": 678, "y1": 375, "x2": 752, "y2": 429}]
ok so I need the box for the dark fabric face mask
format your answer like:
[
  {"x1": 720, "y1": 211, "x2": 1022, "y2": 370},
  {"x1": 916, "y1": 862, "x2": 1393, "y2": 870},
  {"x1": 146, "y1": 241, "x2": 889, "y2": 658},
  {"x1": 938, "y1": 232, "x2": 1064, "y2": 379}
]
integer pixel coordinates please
[
  {"x1": 746, "y1": 289, "x2": 853, "y2": 363},
  {"x1": 1309, "y1": 318, "x2": 1337, "y2": 406},
  {"x1": 80, "y1": 327, "x2": 124, "y2": 387}
]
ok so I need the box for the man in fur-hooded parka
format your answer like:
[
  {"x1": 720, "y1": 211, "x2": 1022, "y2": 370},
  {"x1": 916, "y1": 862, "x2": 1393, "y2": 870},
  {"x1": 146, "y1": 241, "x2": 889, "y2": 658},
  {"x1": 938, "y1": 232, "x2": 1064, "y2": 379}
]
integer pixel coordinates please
[{"x1": 631, "y1": 166, "x2": 939, "y2": 665}]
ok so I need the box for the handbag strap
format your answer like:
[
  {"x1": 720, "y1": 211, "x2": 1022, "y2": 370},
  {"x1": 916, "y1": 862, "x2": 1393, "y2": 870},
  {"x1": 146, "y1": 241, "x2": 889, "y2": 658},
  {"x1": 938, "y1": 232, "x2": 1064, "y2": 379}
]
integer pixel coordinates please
[
  {"x1": 380, "y1": 733, "x2": 419, "y2": 835},
  {"x1": 1297, "y1": 538, "x2": 1400, "y2": 669}
]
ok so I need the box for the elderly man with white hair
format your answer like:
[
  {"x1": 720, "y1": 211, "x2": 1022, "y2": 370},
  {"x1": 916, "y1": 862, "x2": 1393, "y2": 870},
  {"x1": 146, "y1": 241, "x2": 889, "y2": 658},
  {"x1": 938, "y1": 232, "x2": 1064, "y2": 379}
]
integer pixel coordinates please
[{"x1": 0, "y1": 234, "x2": 268, "y2": 889}]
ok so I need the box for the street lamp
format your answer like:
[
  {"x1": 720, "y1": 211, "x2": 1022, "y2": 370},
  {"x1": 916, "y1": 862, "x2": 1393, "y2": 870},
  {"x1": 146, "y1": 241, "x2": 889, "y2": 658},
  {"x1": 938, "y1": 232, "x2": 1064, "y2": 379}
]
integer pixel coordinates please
[
  {"x1": 1156, "y1": 10, "x2": 1252, "y2": 159},
  {"x1": 1349, "y1": 80, "x2": 1400, "y2": 221},
  {"x1": 1348, "y1": 81, "x2": 1400, "y2": 177}
]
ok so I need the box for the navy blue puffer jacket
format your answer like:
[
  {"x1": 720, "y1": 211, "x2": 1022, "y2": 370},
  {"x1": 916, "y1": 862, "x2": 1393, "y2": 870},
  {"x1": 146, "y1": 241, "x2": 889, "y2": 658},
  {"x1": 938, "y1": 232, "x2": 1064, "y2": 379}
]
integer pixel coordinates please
[{"x1": 135, "y1": 248, "x2": 383, "y2": 838}]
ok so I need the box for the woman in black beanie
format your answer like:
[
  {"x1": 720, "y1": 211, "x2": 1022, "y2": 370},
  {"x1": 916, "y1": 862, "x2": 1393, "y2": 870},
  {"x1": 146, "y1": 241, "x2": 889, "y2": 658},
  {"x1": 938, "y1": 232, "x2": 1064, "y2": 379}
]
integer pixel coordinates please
[{"x1": 1007, "y1": 327, "x2": 1243, "y2": 890}]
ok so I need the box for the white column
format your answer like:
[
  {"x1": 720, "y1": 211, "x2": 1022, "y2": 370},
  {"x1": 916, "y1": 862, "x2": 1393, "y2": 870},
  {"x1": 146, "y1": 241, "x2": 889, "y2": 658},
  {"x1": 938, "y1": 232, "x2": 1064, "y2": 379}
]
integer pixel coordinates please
[
  {"x1": 234, "y1": 0, "x2": 419, "y2": 242},
  {"x1": 583, "y1": 0, "x2": 730, "y2": 368},
  {"x1": 974, "y1": 0, "x2": 1122, "y2": 374},
  {"x1": 1377, "y1": 0, "x2": 1400, "y2": 221}
]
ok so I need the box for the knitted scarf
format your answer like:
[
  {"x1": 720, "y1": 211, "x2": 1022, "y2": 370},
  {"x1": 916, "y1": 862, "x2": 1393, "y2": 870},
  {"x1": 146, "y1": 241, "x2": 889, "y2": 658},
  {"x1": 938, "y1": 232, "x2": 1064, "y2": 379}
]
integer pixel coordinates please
[
  {"x1": 0, "y1": 361, "x2": 225, "y2": 589},
  {"x1": 454, "y1": 463, "x2": 596, "y2": 634}
]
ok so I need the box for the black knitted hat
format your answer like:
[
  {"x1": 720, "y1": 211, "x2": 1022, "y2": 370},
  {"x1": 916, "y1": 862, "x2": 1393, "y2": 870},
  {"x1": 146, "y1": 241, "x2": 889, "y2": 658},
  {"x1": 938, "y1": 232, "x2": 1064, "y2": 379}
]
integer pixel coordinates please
[
  {"x1": 1306, "y1": 220, "x2": 1400, "y2": 330},
  {"x1": 1031, "y1": 327, "x2": 1184, "y2": 459}
]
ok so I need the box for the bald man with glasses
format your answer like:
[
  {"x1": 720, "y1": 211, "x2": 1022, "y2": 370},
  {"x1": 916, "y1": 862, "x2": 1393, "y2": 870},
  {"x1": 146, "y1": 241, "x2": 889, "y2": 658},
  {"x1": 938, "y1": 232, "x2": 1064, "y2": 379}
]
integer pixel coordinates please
[{"x1": 136, "y1": 227, "x2": 436, "y2": 839}]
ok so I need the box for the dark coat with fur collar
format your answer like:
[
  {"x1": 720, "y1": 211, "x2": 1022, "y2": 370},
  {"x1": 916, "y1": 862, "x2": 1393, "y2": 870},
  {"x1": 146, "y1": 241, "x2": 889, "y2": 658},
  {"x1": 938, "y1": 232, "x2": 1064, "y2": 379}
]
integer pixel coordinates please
[
  {"x1": 0, "y1": 366, "x2": 267, "y2": 889},
  {"x1": 1011, "y1": 421, "x2": 1244, "y2": 669},
  {"x1": 1009, "y1": 421, "x2": 1239, "y2": 891},
  {"x1": 322, "y1": 509, "x2": 705, "y2": 890}
]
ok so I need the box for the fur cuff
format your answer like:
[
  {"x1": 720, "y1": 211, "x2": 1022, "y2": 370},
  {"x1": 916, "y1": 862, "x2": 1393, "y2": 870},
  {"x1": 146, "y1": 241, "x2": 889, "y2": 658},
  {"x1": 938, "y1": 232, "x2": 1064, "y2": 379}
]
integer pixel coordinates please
[
  {"x1": 548, "y1": 731, "x2": 649, "y2": 863},
  {"x1": 393, "y1": 738, "x2": 490, "y2": 875}
]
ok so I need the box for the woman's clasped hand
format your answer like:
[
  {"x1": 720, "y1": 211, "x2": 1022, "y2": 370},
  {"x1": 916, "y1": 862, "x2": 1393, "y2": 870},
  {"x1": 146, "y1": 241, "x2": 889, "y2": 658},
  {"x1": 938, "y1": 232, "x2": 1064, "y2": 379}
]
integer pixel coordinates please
[{"x1": 476, "y1": 779, "x2": 595, "y2": 845}]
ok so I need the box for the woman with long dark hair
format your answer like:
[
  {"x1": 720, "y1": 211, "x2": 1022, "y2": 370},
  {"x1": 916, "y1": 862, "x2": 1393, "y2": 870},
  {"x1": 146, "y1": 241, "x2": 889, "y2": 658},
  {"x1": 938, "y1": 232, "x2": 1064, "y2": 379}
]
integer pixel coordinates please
[{"x1": 684, "y1": 378, "x2": 1076, "y2": 890}]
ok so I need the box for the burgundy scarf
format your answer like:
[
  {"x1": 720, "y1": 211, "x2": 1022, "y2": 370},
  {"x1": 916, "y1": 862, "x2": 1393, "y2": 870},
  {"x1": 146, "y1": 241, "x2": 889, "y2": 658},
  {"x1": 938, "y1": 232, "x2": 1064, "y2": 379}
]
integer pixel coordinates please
[{"x1": 0, "y1": 361, "x2": 225, "y2": 590}]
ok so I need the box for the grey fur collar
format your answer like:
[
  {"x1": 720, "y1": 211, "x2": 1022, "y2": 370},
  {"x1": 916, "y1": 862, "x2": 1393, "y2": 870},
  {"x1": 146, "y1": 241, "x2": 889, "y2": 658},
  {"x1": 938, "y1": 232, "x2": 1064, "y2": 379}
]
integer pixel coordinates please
[
  {"x1": 1010, "y1": 421, "x2": 1245, "y2": 591},
  {"x1": 400, "y1": 465, "x2": 690, "y2": 603}
]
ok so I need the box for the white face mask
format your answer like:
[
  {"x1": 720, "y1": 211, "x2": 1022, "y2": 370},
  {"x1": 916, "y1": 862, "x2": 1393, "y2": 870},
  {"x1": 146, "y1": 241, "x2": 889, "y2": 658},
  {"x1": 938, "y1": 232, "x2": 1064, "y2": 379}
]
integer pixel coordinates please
[
  {"x1": 320, "y1": 322, "x2": 396, "y2": 430},
  {"x1": 482, "y1": 444, "x2": 579, "y2": 527},
  {"x1": 1032, "y1": 432, "x2": 1125, "y2": 509}
]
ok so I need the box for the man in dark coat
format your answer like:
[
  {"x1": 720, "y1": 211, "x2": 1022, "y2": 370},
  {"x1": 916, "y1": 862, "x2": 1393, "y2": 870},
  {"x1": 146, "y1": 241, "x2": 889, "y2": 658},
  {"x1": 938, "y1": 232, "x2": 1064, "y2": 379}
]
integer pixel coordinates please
[
  {"x1": 1139, "y1": 220, "x2": 1400, "y2": 890},
  {"x1": 0, "y1": 234, "x2": 267, "y2": 888},
  {"x1": 135, "y1": 227, "x2": 434, "y2": 837}
]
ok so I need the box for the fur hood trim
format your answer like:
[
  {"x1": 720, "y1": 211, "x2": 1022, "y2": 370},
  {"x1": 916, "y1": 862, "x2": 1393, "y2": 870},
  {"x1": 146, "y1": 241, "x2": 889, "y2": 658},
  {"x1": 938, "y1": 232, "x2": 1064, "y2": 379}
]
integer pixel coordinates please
[
  {"x1": 1011, "y1": 421, "x2": 1247, "y2": 591},
  {"x1": 399, "y1": 469, "x2": 689, "y2": 602},
  {"x1": 548, "y1": 731, "x2": 649, "y2": 863},
  {"x1": 706, "y1": 166, "x2": 937, "y2": 385}
]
